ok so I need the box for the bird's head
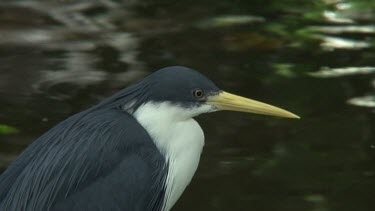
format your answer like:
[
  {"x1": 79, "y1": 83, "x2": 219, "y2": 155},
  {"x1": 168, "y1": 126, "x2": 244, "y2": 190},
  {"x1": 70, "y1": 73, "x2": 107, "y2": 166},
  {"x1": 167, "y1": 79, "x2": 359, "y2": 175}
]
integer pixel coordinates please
[{"x1": 116, "y1": 66, "x2": 299, "y2": 120}]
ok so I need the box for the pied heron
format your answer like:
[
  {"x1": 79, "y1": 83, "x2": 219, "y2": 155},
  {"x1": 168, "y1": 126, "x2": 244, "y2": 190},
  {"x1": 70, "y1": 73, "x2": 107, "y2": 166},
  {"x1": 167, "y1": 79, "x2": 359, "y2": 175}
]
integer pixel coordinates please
[{"x1": 0, "y1": 66, "x2": 299, "y2": 210}]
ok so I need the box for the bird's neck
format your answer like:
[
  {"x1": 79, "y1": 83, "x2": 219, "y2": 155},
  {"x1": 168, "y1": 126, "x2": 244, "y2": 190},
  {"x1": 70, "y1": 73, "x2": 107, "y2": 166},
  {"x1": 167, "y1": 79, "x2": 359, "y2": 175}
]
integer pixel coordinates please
[{"x1": 133, "y1": 101, "x2": 205, "y2": 211}]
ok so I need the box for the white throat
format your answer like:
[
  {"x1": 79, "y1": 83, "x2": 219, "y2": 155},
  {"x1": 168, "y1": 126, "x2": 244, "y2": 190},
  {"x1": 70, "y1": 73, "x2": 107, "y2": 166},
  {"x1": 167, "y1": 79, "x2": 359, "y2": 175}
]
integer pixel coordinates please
[{"x1": 133, "y1": 102, "x2": 212, "y2": 211}]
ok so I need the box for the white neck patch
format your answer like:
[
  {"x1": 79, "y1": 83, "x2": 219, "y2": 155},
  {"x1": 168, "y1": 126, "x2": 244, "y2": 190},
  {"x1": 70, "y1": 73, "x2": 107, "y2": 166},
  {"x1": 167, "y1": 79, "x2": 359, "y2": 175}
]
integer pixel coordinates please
[{"x1": 133, "y1": 101, "x2": 213, "y2": 211}]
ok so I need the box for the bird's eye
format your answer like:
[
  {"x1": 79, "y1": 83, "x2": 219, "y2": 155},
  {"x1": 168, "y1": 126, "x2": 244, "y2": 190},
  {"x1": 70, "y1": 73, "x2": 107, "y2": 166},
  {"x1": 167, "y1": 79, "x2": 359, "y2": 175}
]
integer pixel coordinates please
[{"x1": 192, "y1": 89, "x2": 205, "y2": 99}]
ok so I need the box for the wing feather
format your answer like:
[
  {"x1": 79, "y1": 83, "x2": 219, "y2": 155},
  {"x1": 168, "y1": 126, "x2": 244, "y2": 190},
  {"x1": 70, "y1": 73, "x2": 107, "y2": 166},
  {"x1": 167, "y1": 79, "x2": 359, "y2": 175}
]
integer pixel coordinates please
[{"x1": 0, "y1": 108, "x2": 167, "y2": 211}]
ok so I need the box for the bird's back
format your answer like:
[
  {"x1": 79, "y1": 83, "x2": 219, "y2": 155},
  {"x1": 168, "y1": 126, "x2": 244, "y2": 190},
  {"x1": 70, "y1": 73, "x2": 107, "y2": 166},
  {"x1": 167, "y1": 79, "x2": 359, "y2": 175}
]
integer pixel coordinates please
[{"x1": 0, "y1": 108, "x2": 167, "y2": 211}]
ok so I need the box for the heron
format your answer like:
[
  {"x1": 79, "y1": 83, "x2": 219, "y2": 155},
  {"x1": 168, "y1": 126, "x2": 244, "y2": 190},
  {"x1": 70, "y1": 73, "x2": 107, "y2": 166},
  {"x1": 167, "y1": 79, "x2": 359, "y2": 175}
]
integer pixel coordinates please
[{"x1": 0, "y1": 66, "x2": 299, "y2": 211}]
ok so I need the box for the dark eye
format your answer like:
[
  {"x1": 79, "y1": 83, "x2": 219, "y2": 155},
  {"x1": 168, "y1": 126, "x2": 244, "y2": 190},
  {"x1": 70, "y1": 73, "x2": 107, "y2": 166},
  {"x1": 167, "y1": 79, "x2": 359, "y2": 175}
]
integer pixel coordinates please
[{"x1": 192, "y1": 89, "x2": 204, "y2": 99}]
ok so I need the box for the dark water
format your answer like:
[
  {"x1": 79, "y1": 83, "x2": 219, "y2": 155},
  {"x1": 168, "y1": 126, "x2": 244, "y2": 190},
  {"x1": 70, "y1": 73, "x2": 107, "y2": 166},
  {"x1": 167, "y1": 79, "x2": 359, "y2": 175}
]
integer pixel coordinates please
[{"x1": 1, "y1": 0, "x2": 375, "y2": 210}]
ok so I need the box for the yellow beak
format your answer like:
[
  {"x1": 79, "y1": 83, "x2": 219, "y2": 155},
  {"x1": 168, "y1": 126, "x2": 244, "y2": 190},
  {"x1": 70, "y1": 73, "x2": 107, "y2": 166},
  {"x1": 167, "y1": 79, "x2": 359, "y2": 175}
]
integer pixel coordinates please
[{"x1": 207, "y1": 91, "x2": 300, "y2": 119}]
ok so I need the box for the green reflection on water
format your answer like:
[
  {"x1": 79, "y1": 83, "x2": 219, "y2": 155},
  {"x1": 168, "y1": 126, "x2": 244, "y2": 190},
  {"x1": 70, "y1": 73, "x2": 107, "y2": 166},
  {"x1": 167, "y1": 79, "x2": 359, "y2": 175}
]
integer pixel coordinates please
[{"x1": 0, "y1": 124, "x2": 19, "y2": 135}]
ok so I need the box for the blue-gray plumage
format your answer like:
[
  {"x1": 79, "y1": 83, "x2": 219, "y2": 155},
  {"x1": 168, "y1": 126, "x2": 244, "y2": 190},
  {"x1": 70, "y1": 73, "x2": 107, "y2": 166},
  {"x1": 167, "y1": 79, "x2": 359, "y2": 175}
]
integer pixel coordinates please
[
  {"x1": 0, "y1": 104, "x2": 167, "y2": 211},
  {"x1": 0, "y1": 66, "x2": 299, "y2": 211}
]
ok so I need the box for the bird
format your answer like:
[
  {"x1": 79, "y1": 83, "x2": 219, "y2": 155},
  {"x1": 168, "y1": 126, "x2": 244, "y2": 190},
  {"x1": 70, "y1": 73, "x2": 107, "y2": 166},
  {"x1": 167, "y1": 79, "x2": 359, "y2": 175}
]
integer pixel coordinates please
[{"x1": 0, "y1": 66, "x2": 299, "y2": 211}]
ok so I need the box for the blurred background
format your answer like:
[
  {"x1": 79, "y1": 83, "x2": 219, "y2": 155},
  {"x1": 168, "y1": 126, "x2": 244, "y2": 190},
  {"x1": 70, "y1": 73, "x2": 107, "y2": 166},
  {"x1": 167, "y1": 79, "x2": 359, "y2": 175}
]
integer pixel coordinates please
[{"x1": 0, "y1": 0, "x2": 374, "y2": 210}]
